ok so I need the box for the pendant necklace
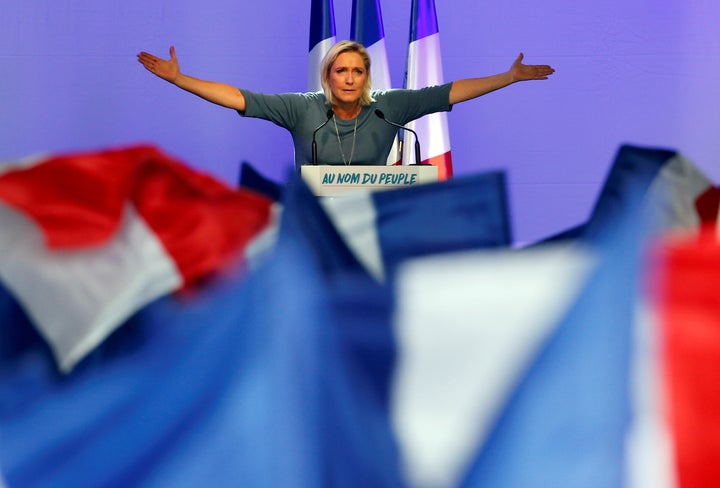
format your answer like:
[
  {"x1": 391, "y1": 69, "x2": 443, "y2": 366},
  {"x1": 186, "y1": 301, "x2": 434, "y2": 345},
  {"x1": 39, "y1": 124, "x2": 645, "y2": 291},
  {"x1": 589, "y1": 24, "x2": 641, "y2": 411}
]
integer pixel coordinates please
[{"x1": 333, "y1": 112, "x2": 358, "y2": 166}]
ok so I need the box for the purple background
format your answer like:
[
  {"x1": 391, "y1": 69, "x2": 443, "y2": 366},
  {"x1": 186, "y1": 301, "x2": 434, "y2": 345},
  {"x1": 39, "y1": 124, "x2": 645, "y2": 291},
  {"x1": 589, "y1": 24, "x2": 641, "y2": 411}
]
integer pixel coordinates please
[{"x1": 1, "y1": 1, "x2": 718, "y2": 244}]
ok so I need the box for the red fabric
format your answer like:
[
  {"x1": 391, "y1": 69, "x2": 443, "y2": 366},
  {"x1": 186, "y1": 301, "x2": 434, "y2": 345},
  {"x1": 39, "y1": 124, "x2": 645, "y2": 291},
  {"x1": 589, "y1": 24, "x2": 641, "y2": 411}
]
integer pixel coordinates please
[
  {"x1": 0, "y1": 145, "x2": 273, "y2": 284},
  {"x1": 695, "y1": 186, "x2": 720, "y2": 225},
  {"x1": 424, "y1": 150, "x2": 453, "y2": 181},
  {"x1": 654, "y1": 228, "x2": 720, "y2": 487},
  {"x1": 390, "y1": 151, "x2": 453, "y2": 181}
]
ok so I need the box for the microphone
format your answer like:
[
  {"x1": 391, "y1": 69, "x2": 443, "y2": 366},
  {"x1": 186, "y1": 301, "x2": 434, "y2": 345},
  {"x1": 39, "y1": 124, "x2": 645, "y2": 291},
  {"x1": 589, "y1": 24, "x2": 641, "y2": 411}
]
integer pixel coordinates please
[
  {"x1": 374, "y1": 109, "x2": 422, "y2": 166},
  {"x1": 312, "y1": 109, "x2": 334, "y2": 165}
]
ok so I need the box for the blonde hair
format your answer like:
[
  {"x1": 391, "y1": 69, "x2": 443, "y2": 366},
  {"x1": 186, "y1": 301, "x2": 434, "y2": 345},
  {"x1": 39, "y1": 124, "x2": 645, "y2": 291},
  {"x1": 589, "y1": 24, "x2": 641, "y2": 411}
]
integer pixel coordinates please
[{"x1": 320, "y1": 40, "x2": 373, "y2": 107}]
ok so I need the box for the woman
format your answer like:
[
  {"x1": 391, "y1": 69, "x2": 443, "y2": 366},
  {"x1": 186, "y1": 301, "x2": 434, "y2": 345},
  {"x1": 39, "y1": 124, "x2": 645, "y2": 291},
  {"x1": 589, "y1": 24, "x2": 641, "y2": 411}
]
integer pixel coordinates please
[{"x1": 137, "y1": 41, "x2": 554, "y2": 168}]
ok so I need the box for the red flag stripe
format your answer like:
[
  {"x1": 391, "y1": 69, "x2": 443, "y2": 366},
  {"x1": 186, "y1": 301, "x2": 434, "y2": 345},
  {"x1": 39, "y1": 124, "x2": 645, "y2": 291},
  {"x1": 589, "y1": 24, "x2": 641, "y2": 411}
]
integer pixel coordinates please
[
  {"x1": 424, "y1": 151, "x2": 453, "y2": 181},
  {"x1": 656, "y1": 229, "x2": 720, "y2": 487},
  {"x1": 695, "y1": 186, "x2": 720, "y2": 225},
  {"x1": 0, "y1": 145, "x2": 274, "y2": 285}
]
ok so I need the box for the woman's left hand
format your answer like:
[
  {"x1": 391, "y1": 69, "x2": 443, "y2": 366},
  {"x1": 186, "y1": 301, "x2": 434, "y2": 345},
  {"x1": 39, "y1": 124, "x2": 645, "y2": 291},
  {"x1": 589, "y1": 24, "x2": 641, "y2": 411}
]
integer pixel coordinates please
[{"x1": 510, "y1": 53, "x2": 555, "y2": 82}]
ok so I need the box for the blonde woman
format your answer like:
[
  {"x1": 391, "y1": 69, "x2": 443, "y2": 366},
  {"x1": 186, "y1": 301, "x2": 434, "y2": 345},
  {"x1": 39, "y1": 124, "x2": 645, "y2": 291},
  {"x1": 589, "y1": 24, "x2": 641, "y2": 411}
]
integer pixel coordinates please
[{"x1": 137, "y1": 40, "x2": 553, "y2": 169}]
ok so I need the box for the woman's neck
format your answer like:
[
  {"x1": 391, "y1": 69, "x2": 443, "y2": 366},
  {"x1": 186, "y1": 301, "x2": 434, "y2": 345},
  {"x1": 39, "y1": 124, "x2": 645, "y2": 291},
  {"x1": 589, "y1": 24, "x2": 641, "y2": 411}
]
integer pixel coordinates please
[{"x1": 333, "y1": 103, "x2": 361, "y2": 120}]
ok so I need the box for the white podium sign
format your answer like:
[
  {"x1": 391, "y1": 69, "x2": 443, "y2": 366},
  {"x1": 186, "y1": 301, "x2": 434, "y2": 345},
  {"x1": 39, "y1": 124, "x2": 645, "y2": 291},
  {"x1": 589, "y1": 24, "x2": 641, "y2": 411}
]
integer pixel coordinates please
[{"x1": 301, "y1": 165, "x2": 438, "y2": 197}]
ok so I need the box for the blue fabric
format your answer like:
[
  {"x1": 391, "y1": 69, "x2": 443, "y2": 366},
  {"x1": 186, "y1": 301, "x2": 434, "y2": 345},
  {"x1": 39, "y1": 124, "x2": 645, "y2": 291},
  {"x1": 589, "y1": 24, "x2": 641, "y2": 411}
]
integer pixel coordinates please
[
  {"x1": 350, "y1": 0, "x2": 385, "y2": 47},
  {"x1": 535, "y1": 144, "x2": 677, "y2": 244},
  {"x1": 373, "y1": 171, "x2": 512, "y2": 279},
  {"x1": 1, "y1": 259, "x2": 318, "y2": 486},
  {"x1": 237, "y1": 161, "x2": 284, "y2": 201},
  {"x1": 0, "y1": 173, "x2": 403, "y2": 487},
  {"x1": 409, "y1": 0, "x2": 439, "y2": 43},
  {"x1": 537, "y1": 222, "x2": 588, "y2": 244},
  {"x1": 308, "y1": 0, "x2": 336, "y2": 52},
  {"x1": 278, "y1": 174, "x2": 369, "y2": 278},
  {"x1": 457, "y1": 156, "x2": 654, "y2": 488},
  {"x1": 0, "y1": 282, "x2": 48, "y2": 365},
  {"x1": 585, "y1": 145, "x2": 675, "y2": 237},
  {"x1": 1, "y1": 151, "x2": 667, "y2": 487}
]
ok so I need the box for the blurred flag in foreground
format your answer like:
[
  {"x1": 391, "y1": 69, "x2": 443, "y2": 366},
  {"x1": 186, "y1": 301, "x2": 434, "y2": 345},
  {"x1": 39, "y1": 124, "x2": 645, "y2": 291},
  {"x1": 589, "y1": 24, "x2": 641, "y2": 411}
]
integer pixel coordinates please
[
  {"x1": 2, "y1": 145, "x2": 719, "y2": 488},
  {"x1": 308, "y1": 0, "x2": 337, "y2": 91},
  {"x1": 650, "y1": 226, "x2": 720, "y2": 488},
  {"x1": 320, "y1": 170, "x2": 511, "y2": 281},
  {"x1": 541, "y1": 145, "x2": 718, "y2": 244},
  {"x1": 388, "y1": 146, "x2": 719, "y2": 488},
  {"x1": 403, "y1": 0, "x2": 453, "y2": 179},
  {"x1": 0, "y1": 145, "x2": 273, "y2": 372},
  {"x1": 0, "y1": 170, "x2": 402, "y2": 488},
  {"x1": 238, "y1": 161, "x2": 511, "y2": 281},
  {"x1": 392, "y1": 235, "x2": 631, "y2": 487}
]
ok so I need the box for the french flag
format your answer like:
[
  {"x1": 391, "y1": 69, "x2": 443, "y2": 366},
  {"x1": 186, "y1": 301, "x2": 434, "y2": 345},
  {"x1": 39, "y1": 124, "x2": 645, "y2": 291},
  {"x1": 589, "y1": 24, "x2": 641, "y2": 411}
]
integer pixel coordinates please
[
  {"x1": 350, "y1": 0, "x2": 400, "y2": 165},
  {"x1": 308, "y1": 0, "x2": 337, "y2": 91},
  {"x1": 2, "y1": 145, "x2": 720, "y2": 487},
  {"x1": 390, "y1": 239, "x2": 720, "y2": 487},
  {"x1": 0, "y1": 145, "x2": 274, "y2": 372},
  {"x1": 389, "y1": 147, "x2": 720, "y2": 488},
  {"x1": 403, "y1": 0, "x2": 453, "y2": 180}
]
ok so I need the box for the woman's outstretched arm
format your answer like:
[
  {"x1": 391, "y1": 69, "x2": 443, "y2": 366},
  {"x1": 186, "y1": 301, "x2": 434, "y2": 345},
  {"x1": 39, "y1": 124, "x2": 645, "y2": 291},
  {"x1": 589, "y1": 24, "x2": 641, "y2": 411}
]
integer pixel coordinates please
[{"x1": 137, "y1": 46, "x2": 246, "y2": 111}]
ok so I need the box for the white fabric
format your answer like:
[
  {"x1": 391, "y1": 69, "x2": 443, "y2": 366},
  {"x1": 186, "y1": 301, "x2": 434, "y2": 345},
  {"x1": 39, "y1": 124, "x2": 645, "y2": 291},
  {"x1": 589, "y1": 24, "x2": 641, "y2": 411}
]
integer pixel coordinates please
[
  {"x1": 626, "y1": 300, "x2": 677, "y2": 488},
  {"x1": 644, "y1": 153, "x2": 713, "y2": 233},
  {"x1": 403, "y1": 33, "x2": 451, "y2": 165},
  {"x1": 244, "y1": 203, "x2": 283, "y2": 270},
  {"x1": 366, "y1": 38, "x2": 400, "y2": 165},
  {"x1": 320, "y1": 194, "x2": 384, "y2": 281},
  {"x1": 0, "y1": 202, "x2": 181, "y2": 372},
  {"x1": 308, "y1": 36, "x2": 336, "y2": 92},
  {"x1": 392, "y1": 243, "x2": 595, "y2": 488}
]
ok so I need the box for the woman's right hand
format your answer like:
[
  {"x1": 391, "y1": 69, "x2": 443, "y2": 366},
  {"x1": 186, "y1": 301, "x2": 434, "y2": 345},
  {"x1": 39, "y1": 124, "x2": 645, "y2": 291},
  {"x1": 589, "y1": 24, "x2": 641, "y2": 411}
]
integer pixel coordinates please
[
  {"x1": 137, "y1": 46, "x2": 180, "y2": 83},
  {"x1": 136, "y1": 45, "x2": 246, "y2": 111}
]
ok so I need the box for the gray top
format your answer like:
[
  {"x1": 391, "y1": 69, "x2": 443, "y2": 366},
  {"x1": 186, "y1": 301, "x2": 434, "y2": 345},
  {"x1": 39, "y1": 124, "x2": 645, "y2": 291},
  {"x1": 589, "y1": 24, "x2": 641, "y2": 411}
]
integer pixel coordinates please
[{"x1": 238, "y1": 83, "x2": 453, "y2": 169}]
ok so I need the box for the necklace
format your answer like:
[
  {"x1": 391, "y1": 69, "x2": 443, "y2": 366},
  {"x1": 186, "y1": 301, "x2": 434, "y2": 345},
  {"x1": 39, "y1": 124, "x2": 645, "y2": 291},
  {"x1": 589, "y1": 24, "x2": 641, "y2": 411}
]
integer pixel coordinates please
[{"x1": 332, "y1": 114, "x2": 358, "y2": 166}]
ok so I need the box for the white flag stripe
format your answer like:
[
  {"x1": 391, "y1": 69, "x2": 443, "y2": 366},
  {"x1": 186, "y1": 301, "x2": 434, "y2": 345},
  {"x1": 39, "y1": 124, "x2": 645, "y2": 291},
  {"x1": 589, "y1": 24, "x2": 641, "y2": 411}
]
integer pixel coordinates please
[
  {"x1": 404, "y1": 33, "x2": 452, "y2": 171},
  {"x1": 0, "y1": 153, "x2": 48, "y2": 175},
  {"x1": 626, "y1": 300, "x2": 678, "y2": 488},
  {"x1": 644, "y1": 153, "x2": 713, "y2": 232},
  {"x1": 406, "y1": 111, "x2": 451, "y2": 161},
  {"x1": 0, "y1": 202, "x2": 182, "y2": 372},
  {"x1": 405, "y1": 34, "x2": 445, "y2": 87},
  {"x1": 320, "y1": 194, "x2": 384, "y2": 281},
  {"x1": 392, "y1": 244, "x2": 596, "y2": 488},
  {"x1": 366, "y1": 38, "x2": 391, "y2": 89},
  {"x1": 308, "y1": 36, "x2": 336, "y2": 92},
  {"x1": 366, "y1": 39, "x2": 400, "y2": 165}
]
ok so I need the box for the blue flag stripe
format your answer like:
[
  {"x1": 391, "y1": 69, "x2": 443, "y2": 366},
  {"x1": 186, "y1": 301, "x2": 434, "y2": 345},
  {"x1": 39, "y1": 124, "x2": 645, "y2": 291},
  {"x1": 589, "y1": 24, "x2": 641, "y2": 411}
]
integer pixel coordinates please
[
  {"x1": 409, "y1": 0, "x2": 439, "y2": 43},
  {"x1": 309, "y1": 0, "x2": 336, "y2": 52},
  {"x1": 350, "y1": 0, "x2": 385, "y2": 47}
]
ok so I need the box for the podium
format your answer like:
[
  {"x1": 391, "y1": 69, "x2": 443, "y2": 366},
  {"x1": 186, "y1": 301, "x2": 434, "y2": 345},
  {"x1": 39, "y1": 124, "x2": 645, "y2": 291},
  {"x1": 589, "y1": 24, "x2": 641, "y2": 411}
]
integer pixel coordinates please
[{"x1": 301, "y1": 164, "x2": 438, "y2": 197}]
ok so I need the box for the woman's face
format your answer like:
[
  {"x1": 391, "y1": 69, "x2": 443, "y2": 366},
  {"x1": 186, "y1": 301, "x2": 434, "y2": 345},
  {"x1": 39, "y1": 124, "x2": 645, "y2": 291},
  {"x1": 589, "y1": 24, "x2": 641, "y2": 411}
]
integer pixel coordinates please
[{"x1": 328, "y1": 51, "x2": 367, "y2": 106}]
